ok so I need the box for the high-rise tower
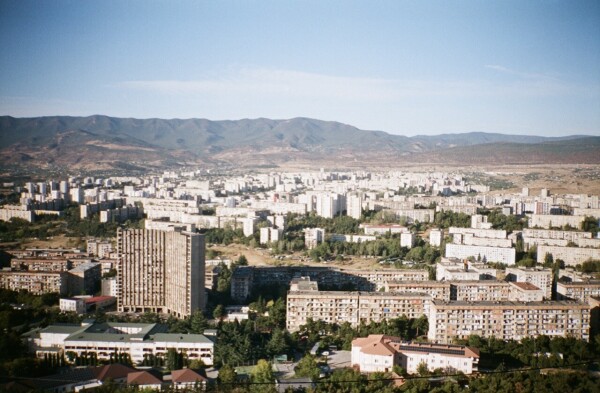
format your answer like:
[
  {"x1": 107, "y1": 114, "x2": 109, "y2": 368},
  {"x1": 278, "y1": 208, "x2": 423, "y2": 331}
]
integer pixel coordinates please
[{"x1": 117, "y1": 228, "x2": 205, "y2": 318}]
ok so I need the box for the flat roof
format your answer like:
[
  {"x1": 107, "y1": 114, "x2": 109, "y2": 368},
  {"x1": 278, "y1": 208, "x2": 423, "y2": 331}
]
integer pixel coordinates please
[
  {"x1": 510, "y1": 282, "x2": 542, "y2": 291},
  {"x1": 431, "y1": 300, "x2": 587, "y2": 308},
  {"x1": 41, "y1": 325, "x2": 84, "y2": 335},
  {"x1": 288, "y1": 290, "x2": 429, "y2": 298}
]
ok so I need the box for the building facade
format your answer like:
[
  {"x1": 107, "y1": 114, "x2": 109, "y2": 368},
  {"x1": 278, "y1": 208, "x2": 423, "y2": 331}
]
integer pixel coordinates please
[
  {"x1": 351, "y1": 334, "x2": 479, "y2": 374},
  {"x1": 117, "y1": 229, "x2": 205, "y2": 318},
  {"x1": 428, "y1": 300, "x2": 590, "y2": 343},
  {"x1": 30, "y1": 322, "x2": 213, "y2": 366},
  {"x1": 286, "y1": 290, "x2": 429, "y2": 332}
]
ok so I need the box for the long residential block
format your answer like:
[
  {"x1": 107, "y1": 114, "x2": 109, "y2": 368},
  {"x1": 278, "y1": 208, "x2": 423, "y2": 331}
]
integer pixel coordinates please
[
  {"x1": 428, "y1": 300, "x2": 590, "y2": 344},
  {"x1": 536, "y1": 246, "x2": 600, "y2": 266},
  {"x1": 231, "y1": 266, "x2": 429, "y2": 301},
  {"x1": 557, "y1": 280, "x2": 600, "y2": 304},
  {"x1": 0, "y1": 270, "x2": 68, "y2": 295},
  {"x1": 445, "y1": 244, "x2": 516, "y2": 265},
  {"x1": 286, "y1": 291, "x2": 429, "y2": 332}
]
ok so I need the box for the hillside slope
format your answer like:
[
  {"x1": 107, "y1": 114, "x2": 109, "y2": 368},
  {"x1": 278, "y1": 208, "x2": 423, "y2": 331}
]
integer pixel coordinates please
[{"x1": 0, "y1": 115, "x2": 597, "y2": 170}]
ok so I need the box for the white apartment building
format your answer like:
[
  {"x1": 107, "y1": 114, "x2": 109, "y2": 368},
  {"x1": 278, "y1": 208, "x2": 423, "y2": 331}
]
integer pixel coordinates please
[
  {"x1": 400, "y1": 232, "x2": 417, "y2": 249},
  {"x1": 251, "y1": 200, "x2": 308, "y2": 215},
  {"x1": 260, "y1": 227, "x2": 284, "y2": 245},
  {"x1": 266, "y1": 215, "x2": 286, "y2": 229},
  {"x1": 429, "y1": 229, "x2": 443, "y2": 247},
  {"x1": 529, "y1": 214, "x2": 585, "y2": 229},
  {"x1": 436, "y1": 260, "x2": 498, "y2": 281},
  {"x1": 385, "y1": 281, "x2": 451, "y2": 301},
  {"x1": 315, "y1": 193, "x2": 342, "y2": 218},
  {"x1": 330, "y1": 234, "x2": 377, "y2": 243},
  {"x1": 304, "y1": 228, "x2": 325, "y2": 249},
  {"x1": 286, "y1": 291, "x2": 430, "y2": 332},
  {"x1": 459, "y1": 234, "x2": 513, "y2": 248},
  {"x1": 101, "y1": 278, "x2": 118, "y2": 297},
  {"x1": 449, "y1": 227, "x2": 507, "y2": 239},
  {"x1": 556, "y1": 280, "x2": 600, "y2": 304},
  {"x1": 346, "y1": 194, "x2": 363, "y2": 220},
  {"x1": 471, "y1": 214, "x2": 492, "y2": 229},
  {"x1": 445, "y1": 243, "x2": 516, "y2": 265},
  {"x1": 428, "y1": 300, "x2": 590, "y2": 344},
  {"x1": 0, "y1": 270, "x2": 68, "y2": 295},
  {"x1": 87, "y1": 239, "x2": 113, "y2": 258},
  {"x1": 451, "y1": 281, "x2": 511, "y2": 302},
  {"x1": 536, "y1": 246, "x2": 600, "y2": 266},
  {"x1": 345, "y1": 269, "x2": 429, "y2": 290},
  {"x1": 360, "y1": 224, "x2": 409, "y2": 236},
  {"x1": 523, "y1": 228, "x2": 592, "y2": 242},
  {"x1": 351, "y1": 335, "x2": 479, "y2": 375},
  {"x1": 0, "y1": 205, "x2": 35, "y2": 223},
  {"x1": 241, "y1": 217, "x2": 257, "y2": 237},
  {"x1": 508, "y1": 282, "x2": 545, "y2": 302},
  {"x1": 505, "y1": 267, "x2": 553, "y2": 300},
  {"x1": 260, "y1": 227, "x2": 270, "y2": 245}
]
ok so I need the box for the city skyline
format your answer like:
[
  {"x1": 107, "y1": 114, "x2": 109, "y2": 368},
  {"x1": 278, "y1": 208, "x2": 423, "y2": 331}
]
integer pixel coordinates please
[{"x1": 1, "y1": 0, "x2": 599, "y2": 137}]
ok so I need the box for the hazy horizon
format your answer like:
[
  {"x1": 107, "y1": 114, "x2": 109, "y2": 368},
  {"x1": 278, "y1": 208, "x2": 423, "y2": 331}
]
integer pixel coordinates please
[{"x1": 1, "y1": 1, "x2": 599, "y2": 137}]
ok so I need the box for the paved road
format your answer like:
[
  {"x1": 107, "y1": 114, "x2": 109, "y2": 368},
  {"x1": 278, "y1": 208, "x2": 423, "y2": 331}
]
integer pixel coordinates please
[{"x1": 325, "y1": 350, "x2": 351, "y2": 369}]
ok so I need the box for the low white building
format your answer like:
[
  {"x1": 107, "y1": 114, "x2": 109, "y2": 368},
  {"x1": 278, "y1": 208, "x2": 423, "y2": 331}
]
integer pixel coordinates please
[
  {"x1": 360, "y1": 224, "x2": 409, "y2": 236},
  {"x1": 60, "y1": 298, "x2": 86, "y2": 314},
  {"x1": 508, "y1": 282, "x2": 545, "y2": 302},
  {"x1": 224, "y1": 305, "x2": 251, "y2": 322},
  {"x1": 29, "y1": 322, "x2": 214, "y2": 366},
  {"x1": 351, "y1": 334, "x2": 479, "y2": 375}
]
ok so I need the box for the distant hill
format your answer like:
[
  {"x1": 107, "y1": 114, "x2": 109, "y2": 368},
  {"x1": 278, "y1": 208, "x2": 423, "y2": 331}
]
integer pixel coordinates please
[
  {"x1": 405, "y1": 137, "x2": 600, "y2": 165},
  {"x1": 0, "y1": 115, "x2": 598, "y2": 171}
]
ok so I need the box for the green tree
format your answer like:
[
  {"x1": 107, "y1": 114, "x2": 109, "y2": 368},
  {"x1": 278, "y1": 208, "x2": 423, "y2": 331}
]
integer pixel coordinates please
[
  {"x1": 251, "y1": 359, "x2": 276, "y2": 393},
  {"x1": 237, "y1": 255, "x2": 249, "y2": 266},
  {"x1": 166, "y1": 348, "x2": 184, "y2": 370},
  {"x1": 217, "y1": 363, "x2": 238, "y2": 392},
  {"x1": 190, "y1": 310, "x2": 209, "y2": 333},
  {"x1": 265, "y1": 328, "x2": 290, "y2": 357},
  {"x1": 294, "y1": 354, "x2": 320, "y2": 381},
  {"x1": 416, "y1": 360, "x2": 429, "y2": 376},
  {"x1": 213, "y1": 304, "x2": 226, "y2": 320}
]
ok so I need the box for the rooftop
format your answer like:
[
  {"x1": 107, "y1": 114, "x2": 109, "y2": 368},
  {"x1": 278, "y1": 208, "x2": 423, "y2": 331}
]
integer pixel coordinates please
[{"x1": 510, "y1": 282, "x2": 542, "y2": 291}]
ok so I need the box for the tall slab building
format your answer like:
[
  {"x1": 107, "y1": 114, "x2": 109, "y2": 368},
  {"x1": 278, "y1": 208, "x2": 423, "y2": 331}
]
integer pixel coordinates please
[{"x1": 117, "y1": 228, "x2": 205, "y2": 318}]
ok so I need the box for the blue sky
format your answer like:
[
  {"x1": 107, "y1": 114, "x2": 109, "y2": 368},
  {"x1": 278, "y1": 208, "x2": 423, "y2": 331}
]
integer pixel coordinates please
[{"x1": 1, "y1": 0, "x2": 599, "y2": 136}]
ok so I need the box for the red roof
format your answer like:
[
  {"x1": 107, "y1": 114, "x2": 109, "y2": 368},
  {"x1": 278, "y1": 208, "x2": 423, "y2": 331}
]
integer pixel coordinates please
[
  {"x1": 93, "y1": 363, "x2": 136, "y2": 381},
  {"x1": 84, "y1": 296, "x2": 114, "y2": 304},
  {"x1": 127, "y1": 371, "x2": 162, "y2": 385},
  {"x1": 171, "y1": 369, "x2": 207, "y2": 383}
]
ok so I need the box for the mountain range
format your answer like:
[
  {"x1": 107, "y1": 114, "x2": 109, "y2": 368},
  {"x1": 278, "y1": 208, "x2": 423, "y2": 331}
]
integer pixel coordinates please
[{"x1": 0, "y1": 115, "x2": 598, "y2": 171}]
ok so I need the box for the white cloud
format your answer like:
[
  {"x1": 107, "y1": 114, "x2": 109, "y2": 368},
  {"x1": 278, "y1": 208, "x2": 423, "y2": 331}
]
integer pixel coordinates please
[
  {"x1": 119, "y1": 68, "x2": 400, "y2": 101},
  {"x1": 484, "y1": 64, "x2": 560, "y2": 81},
  {"x1": 117, "y1": 66, "x2": 585, "y2": 103}
]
